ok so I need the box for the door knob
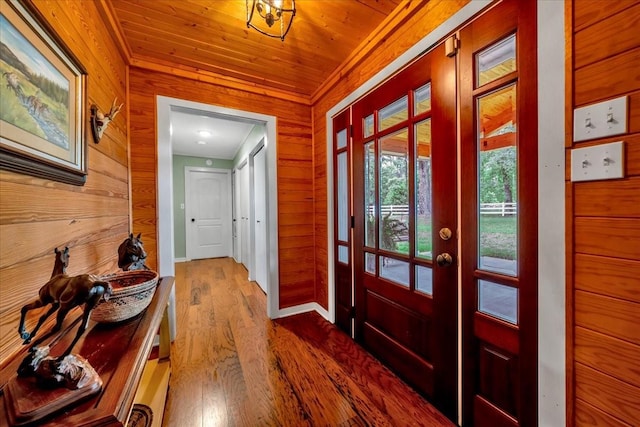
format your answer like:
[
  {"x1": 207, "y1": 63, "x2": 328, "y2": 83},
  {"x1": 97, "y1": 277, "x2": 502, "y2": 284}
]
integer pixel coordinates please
[
  {"x1": 436, "y1": 252, "x2": 454, "y2": 267},
  {"x1": 191, "y1": 218, "x2": 195, "y2": 222}
]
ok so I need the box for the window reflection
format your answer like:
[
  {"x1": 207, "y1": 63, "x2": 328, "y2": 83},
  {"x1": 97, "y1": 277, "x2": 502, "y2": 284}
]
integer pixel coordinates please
[
  {"x1": 379, "y1": 96, "x2": 408, "y2": 132},
  {"x1": 415, "y1": 265, "x2": 433, "y2": 295},
  {"x1": 365, "y1": 142, "x2": 375, "y2": 248},
  {"x1": 379, "y1": 129, "x2": 409, "y2": 254},
  {"x1": 476, "y1": 34, "x2": 516, "y2": 87},
  {"x1": 478, "y1": 280, "x2": 518, "y2": 324},
  {"x1": 380, "y1": 257, "x2": 409, "y2": 287},
  {"x1": 477, "y1": 85, "x2": 518, "y2": 276},
  {"x1": 414, "y1": 83, "x2": 431, "y2": 115},
  {"x1": 415, "y1": 119, "x2": 432, "y2": 260}
]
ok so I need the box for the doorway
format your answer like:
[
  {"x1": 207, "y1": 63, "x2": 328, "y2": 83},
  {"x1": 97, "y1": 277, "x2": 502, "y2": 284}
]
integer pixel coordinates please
[
  {"x1": 331, "y1": 0, "x2": 538, "y2": 425},
  {"x1": 156, "y1": 96, "x2": 281, "y2": 319}
]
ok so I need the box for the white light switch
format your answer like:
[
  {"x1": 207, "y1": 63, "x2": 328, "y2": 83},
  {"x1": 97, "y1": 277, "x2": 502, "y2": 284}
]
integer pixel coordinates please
[
  {"x1": 180, "y1": 203, "x2": 185, "y2": 209},
  {"x1": 573, "y1": 96, "x2": 627, "y2": 142},
  {"x1": 571, "y1": 141, "x2": 624, "y2": 182}
]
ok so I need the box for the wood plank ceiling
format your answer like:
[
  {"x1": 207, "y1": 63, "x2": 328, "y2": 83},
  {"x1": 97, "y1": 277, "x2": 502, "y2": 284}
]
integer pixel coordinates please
[{"x1": 109, "y1": 0, "x2": 401, "y2": 99}]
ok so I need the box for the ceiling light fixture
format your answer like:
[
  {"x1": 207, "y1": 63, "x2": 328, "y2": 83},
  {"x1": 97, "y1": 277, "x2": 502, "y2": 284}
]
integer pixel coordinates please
[
  {"x1": 198, "y1": 130, "x2": 211, "y2": 137},
  {"x1": 196, "y1": 140, "x2": 207, "y2": 145},
  {"x1": 246, "y1": 0, "x2": 296, "y2": 42}
]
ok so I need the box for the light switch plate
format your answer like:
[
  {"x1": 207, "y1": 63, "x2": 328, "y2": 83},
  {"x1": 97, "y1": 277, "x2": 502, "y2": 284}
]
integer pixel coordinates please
[
  {"x1": 573, "y1": 96, "x2": 627, "y2": 142},
  {"x1": 571, "y1": 141, "x2": 624, "y2": 182}
]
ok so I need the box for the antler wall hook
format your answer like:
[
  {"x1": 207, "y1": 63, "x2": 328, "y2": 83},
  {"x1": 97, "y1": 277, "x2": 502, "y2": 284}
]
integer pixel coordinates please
[{"x1": 90, "y1": 98, "x2": 123, "y2": 143}]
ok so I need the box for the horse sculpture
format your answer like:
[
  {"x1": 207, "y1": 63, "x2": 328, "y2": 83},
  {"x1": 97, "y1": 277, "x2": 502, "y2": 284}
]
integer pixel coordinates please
[
  {"x1": 17, "y1": 248, "x2": 113, "y2": 368},
  {"x1": 117, "y1": 233, "x2": 149, "y2": 271},
  {"x1": 51, "y1": 246, "x2": 69, "y2": 277}
]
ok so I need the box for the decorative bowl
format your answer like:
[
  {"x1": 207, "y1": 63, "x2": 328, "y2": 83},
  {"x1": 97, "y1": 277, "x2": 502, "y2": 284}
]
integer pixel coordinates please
[{"x1": 92, "y1": 270, "x2": 159, "y2": 323}]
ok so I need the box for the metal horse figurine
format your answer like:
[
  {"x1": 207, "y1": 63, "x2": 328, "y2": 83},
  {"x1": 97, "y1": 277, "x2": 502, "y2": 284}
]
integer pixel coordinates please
[
  {"x1": 17, "y1": 248, "x2": 113, "y2": 375},
  {"x1": 117, "y1": 233, "x2": 149, "y2": 271}
]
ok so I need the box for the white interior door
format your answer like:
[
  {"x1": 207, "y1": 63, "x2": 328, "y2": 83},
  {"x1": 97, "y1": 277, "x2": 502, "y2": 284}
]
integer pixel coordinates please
[
  {"x1": 253, "y1": 146, "x2": 267, "y2": 293},
  {"x1": 233, "y1": 170, "x2": 240, "y2": 262},
  {"x1": 185, "y1": 168, "x2": 232, "y2": 260},
  {"x1": 239, "y1": 162, "x2": 251, "y2": 270}
]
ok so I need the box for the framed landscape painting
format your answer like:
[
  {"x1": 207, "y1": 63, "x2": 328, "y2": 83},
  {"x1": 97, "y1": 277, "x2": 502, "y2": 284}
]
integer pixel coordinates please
[{"x1": 0, "y1": 0, "x2": 87, "y2": 185}]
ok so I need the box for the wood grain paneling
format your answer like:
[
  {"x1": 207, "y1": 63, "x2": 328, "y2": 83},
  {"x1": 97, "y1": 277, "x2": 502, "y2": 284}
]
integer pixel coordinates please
[
  {"x1": 573, "y1": 4, "x2": 640, "y2": 69},
  {"x1": 573, "y1": 0, "x2": 638, "y2": 32},
  {"x1": 573, "y1": 177, "x2": 640, "y2": 217},
  {"x1": 128, "y1": 67, "x2": 314, "y2": 309},
  {"x1": 575, "y1": 363, "x2": 640, "y2": 426},
  {"x1": 568, "y1": 3, "x2": 640, "y2": 424},
  {"x1": 574, "y1": 48, "x2": 640, "y2": 106},
  {"x1": 575, "y1": 254, "x2": 640, "y2": 303},
  {"x1": 110, "y1": 0, "x2": 399, "y2": 98},
  {"x1": 574, "y1": 217, "x2": 640, "y2": 260},
  {"x1": 575, "y1": 290, "x2": 640, "y2": 345},
  {"x1": 575, "y1": 399, "x2": 632, "y2": 427},
  {"x1": 575, "y1": 327, "x2": 640, "y2": 384},
  {"x1": 0, "y1": 0, "x2": 129, "y2": 367}
]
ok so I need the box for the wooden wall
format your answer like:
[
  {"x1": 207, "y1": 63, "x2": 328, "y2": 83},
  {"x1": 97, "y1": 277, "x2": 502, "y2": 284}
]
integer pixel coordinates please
[
  {"x1": 0, "y1": 0, "x2": 129, "y2": 366},
  {"x1": 127, "y1": 68, "x2": 314, "y2": 309},
  {"x1": 567, "y1": 1, "x2": 640, "y2": 425},
  {"x1": 311, "y1": 0, "x2": 469, "y2": 309}
]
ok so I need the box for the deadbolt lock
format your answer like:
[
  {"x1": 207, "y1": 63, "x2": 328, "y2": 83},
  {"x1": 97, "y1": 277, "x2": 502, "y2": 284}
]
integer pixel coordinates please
[{"x1": 439, "y1": 227, "x2": 452, "y2": 240}]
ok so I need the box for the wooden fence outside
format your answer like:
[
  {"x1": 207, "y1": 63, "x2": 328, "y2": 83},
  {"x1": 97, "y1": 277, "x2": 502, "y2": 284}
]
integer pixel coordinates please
[{"x1": 368, "y1": 202, "x2": 517, "y2": 217}]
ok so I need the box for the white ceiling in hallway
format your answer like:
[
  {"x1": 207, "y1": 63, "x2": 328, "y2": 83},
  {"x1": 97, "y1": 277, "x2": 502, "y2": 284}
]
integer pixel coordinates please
[{"x1": 170, "y1": 107, "x2": 258, "y2": 160}]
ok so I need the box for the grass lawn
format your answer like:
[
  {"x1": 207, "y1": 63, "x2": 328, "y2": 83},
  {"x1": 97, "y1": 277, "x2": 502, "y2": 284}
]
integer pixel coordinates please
[{"x1": 392, "y1": 215, "x2": 517, "y2": 260}]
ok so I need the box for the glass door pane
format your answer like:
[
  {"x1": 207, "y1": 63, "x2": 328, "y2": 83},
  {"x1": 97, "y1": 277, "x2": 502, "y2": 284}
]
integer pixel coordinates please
[
  {"x1": 415, "y1": 119, "x2": 432, "y2": 260},
  {"x1": 364, "y1": 141, "x2": 375, "y2": 248},
  {"x1": 337, "y1": 152, "x2": 348, "y2": 243},
  {"x1": 477, "y1": 84, "x2": 518, "y2": 276},
  {"x1": 379, "y1": 129, "x2": 409, "y2": 254}
]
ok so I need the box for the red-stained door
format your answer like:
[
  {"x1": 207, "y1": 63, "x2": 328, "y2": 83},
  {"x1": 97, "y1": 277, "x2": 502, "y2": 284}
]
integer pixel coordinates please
[{"x1": 351, "y1": 41, "x2": 458, "y2": 421}]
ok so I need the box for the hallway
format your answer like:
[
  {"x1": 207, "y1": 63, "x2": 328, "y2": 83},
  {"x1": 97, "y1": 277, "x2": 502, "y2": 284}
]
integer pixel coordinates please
[{"x1": 164, "y1": 258, "x2": 453, "y2": 426}]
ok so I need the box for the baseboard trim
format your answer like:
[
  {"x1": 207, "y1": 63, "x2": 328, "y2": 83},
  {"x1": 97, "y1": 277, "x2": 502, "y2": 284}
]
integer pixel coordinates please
[{"x1": 275, "y1": 303, "x2": 331, "y2": 322}]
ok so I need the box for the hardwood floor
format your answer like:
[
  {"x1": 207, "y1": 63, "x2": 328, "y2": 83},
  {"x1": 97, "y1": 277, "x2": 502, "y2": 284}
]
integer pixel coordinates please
[{"x1": 164, "y1": 258, "x2": 454, "y2": 426}]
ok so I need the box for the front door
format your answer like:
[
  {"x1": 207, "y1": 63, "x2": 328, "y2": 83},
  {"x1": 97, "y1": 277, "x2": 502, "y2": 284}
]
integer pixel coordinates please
[
  {"x1": 352, "y1": 41, "x2": 458, "y2": 420},
  {"x1": 185, "y1": 168, "x2": 232, "y2": 260},
  {"x1": 334, "y1": 1, "x2": 537, "y2": 424}
]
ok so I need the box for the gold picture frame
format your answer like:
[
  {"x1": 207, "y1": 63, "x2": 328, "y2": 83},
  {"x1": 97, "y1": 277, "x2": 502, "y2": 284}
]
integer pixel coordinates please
[{"x1": 0, "y1": 0, "x2": 87, "y2": 185}]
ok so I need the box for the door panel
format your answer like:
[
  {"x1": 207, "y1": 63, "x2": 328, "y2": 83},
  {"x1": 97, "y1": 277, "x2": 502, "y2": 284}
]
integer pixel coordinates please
[
  {"x1": 186, "y1": 169, "x2": 232, "y2": 259},
  {"x1": 253, "y1": 145, "x2": 267, "y2": 292},
  {"x1": 460, "y1": 0, "x2": 537, "y2": 426},
  {"x1": 333, "y1": 109, "x2": 353, "y2": 335},
  {"x1": 239, "y1": 162, "x2": 250, "y2": 270},
  {"x1": 352, "y1": 41, "x2": 458, "y2": 421}
]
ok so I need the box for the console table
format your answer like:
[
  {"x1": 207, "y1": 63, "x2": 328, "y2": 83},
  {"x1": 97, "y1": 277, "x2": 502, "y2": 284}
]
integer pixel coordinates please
[{"x1": 0, "y1": 276, "x2": 174, "y2": 426}]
